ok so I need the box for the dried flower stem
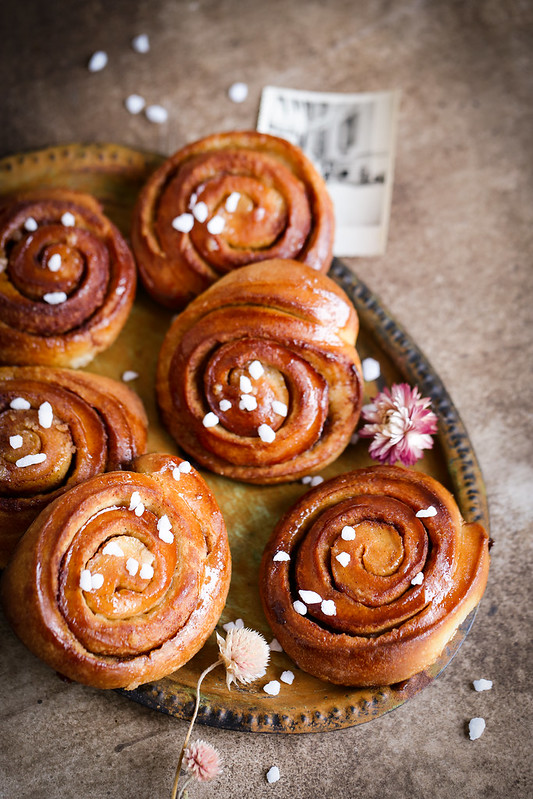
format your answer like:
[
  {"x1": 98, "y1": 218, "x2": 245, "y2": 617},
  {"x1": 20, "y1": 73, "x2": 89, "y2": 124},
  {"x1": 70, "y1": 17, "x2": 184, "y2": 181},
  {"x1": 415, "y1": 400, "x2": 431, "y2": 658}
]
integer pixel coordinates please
[
  {"x1": 177, "y1": 775, "x2": 193, "y2": 799},
  {"x1": 170, "y1": 659, "x2": 222, "y2": 799}
]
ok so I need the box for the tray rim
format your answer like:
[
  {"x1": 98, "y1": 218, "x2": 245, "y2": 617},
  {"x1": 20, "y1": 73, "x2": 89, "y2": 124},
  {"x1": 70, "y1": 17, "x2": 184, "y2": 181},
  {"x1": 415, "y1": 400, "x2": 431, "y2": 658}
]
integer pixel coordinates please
[{"x1": 0, "y1": 141, "x2": 489, "y2": 734}]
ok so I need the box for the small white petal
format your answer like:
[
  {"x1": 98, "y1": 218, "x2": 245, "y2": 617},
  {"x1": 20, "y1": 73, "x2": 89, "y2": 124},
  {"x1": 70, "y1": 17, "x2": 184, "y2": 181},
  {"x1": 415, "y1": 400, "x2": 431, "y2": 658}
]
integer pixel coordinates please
[
  {"x1": 416, "y1": 506, "x2": 437, "y2": 518},
  {"x1": 341, "y1": 525, "x2": 356, "y2": 541},
  {"x1": 43, "y1": 291, "x2": 67, "y2": 305},
  {"x1": 24, "y1": 217, "x2": 38, "y2": 232},
  {"x1": 239, "y1": 374, "x2": 253, "y2": 393},
  {"x1": 272, "y1": 400, "x2": 288, "y2": 417},
  {"x1": 79, "y1": 570, "x2": 92, "y2": 591},
  {"x1": 263, "y1": 680, "x2": 280, "y2": 696},
  {"x1": 38, "y1": 401, "x2": 53, "y2": 429},
  {"x1": 207, "y1": 215, "x2": 225, "y2": 235},
  {"x1": 9, "y1": 435, "x2": 23, "y2": 449},
  {"x1": 225, "y1": 191, "x2": 241, "y2": 213},
  {"x1": 88, "y1": 51, "x2": 108, "y2": 72},
  {"x1": 16, "y1": 453, "x2": 46, "y2": 467},
  {"x1": 299, "y1": 589, "x2": 321, "y2": 604},
  {"x1": 228, "y1": 81, "x2": 248, "y2": 103},
  {"x1": 132, "y1": 34, "x2": 150, "y2": 53},
  {"x1": 269, "y1": 638, "x2": 283, "y2": 652},
  {"x1": 125, "y1": 94, "x2": 145, "y2": 114},
  {"x1": 122, "y1": 370, "x2": 139, "y2": 382},
  {"x1": 234, "y1": 618, "x2": 244, "y2": 630},
  {"x1": 335, "y1": 552, "x2": 351, "y2": 567},
  {"x1": 61, "y1": 212, "x2": 76, "y2": 227},
  {"x1": 202, "y1": 412, "x2": 219, "y2": 428},
  {"x1": 258, "y1": 424, "x2": 276, "y2": 443},
  {"x1": 219, "y1": 399, "x2": 232, "y2": 412},
  {"x1": 102, "y1": 541, "x2": 125, "y2": 557},
  {"x1": 280, "y1": 670, "x2": 294, "y2": 685},
  {"x1": 139, "y1": 563, "x2": 154, "y2": 580},
  {"x1": 171, "y1": 213, "x2": 194, "y2": 233},
  {"x1": 411, "y1": 572, "x2": 424, "y2": 586},
  {"x1": 293, "y1": 600, "x2": 307, "y2": 615},
  {"x1": 473, "y1": 679, "x2": 493, "y2": 692},
  {"x1": 321, "y1": 599, "x2": 337, "y2": 616},
  {"x1": 273, "y1": 551, "x2": 290, "y2": 562},
  {"x1": 47, "y1": 253, "x2": 62, "y2": 272},
  {"x1": 192, "y1": 201, "x2": 208, "y2": 222},
  {"x1": 266, "y1": 766, "x2": 280, "y2": 784},
  {"x1": 468, "y1": 717, "x2": 486, "y2": 740},
  {"x1": 10, "y1": 397, "x2": 31, "y2": 410},
  {"x1": 126, "y1": 557, "x2": 139, "y2": 576},
  {"x1": 362, "y1": 357, "x2": 381, "y2": 382},
  {"x1": 222, "y1": 621, "x2": 236, "y2": 632},
  {"x1": 145, "y1": 104, "x2": 168, "y2": 124},
  {"x1": 91, "y1": 573, "x2": 104, "y2": 590},
  {"x1": 301, "y1": 476, "x2": 312, "y2": 485}
]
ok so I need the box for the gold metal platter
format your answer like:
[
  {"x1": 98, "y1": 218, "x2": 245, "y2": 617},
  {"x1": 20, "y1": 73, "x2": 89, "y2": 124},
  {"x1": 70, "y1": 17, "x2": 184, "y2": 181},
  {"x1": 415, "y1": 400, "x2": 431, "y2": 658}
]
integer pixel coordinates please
[{"x1": 0, "y1": 143, "x2": 489, "y2": 733}]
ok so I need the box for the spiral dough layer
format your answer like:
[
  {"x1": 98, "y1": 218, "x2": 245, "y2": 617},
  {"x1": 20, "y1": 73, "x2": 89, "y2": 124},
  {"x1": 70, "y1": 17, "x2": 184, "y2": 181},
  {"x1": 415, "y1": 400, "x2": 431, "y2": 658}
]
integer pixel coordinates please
[
  {"x1": 157, "y1": 260, "x2": 363, "y2": 484},
  {"x1": 1, "y1": 453, "x2": 231, "y2": 689},
  {"x1": 0, "y1": 366, "x2": 147, "y2": 566},
  {"x1": 260, "y1": 465, "x2": 490, "y2": 686},
  {"x1": 0, "y1": 189, "x2": 136, "y2": 367},
  {"x1": 132, "y1": 131, "x2": 335, "y2": 308}
]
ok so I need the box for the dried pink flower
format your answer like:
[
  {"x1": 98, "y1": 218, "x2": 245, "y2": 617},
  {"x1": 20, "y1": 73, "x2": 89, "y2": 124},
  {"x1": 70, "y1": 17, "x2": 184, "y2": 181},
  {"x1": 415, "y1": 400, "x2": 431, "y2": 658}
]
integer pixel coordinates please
[
  {"x1": 184, "y1": 739, "x2": 222, "y2": 782},
  {"x1": 216, "y1": 627, "x2": 270, "y2": 689},
  {"x1": 359, "y1": 383, "x2": 438, "y2": 466}
]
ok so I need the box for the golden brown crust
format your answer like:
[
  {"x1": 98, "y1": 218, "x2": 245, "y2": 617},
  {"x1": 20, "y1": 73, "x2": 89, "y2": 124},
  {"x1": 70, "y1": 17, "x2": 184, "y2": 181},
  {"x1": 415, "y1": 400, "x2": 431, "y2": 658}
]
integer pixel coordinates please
[
  {"x1": 259, "y1": 465, "x2": 490, "y2": 686},
  {"x1": 0, "y1": 188, "x2": 136, "y2": 367},
  {"x1": 0, "y1": 366, "x2": 147, "y2": 566},
  {"x1": 156, "y1": 260, "x2": 363, "y2": 484},
  {"x1": 131, "y1": 131, "x2": 334, "y2": 308},
  {"x1": 0, "y1": 453, "x2": 231, "y2": 689}
]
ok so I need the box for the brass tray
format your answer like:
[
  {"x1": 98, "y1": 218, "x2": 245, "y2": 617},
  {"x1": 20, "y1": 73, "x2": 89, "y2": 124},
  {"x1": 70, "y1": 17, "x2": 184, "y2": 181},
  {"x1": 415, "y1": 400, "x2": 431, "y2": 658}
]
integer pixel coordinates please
[{"x1": 0, "y1": 143, "x2": 489, "y2": 734}]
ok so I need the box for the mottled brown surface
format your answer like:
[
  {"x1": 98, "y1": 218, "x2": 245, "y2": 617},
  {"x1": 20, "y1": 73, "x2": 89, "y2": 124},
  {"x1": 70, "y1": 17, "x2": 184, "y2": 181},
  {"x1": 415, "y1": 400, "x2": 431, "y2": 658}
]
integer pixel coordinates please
[{"x1": 0, "y1": 1, "x2": 532, "y2": 798}]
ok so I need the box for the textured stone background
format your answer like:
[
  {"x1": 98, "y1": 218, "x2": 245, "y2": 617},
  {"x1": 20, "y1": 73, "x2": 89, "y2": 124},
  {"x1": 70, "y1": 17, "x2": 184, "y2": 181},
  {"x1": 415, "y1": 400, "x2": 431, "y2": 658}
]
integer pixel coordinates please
[{"x1": 1, "y1": 1, "x2": 532, "y2": 797}]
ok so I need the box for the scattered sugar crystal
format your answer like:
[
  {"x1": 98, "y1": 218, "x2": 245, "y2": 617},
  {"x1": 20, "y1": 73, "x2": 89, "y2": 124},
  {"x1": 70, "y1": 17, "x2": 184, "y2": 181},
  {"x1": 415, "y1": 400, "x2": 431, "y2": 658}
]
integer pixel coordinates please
[
  {"x1": 362, "y1": 357, "x2": 381, "y2": 382},
  {"x1": 272, "y1": 400, "x2": 288, "y2": 417},
  {"x1": 172, "y1": 467, "x2": 181, "y2": 481},
  {"x1": 321, "y1": 599, "x2": 337, "y2": 616},
  {"x1": 341, "y1": 525, "x2": 356, "y2": 541},
  {"x1": 468, "y1": 717, "x2": 486, "y2": 740},
  {"x1": 126, "y1": 557, "x2": 139, "y2": 576},
  {"x1": 134, "y1": 502, "x2": 145, "y2": 517},
  {"x1": 293, "y1": 600, "x2": 307, "y2": 615},
  {"x1": 473, "y1": 679, "x2": 493, "y2": 692},
  {"x1": 16, "y1": 453, "x2": 46, "y2": 467},
  {"x1": 266, "y1": 766, "x2": 280, "y2": 784},
  {"x1": 79, "y1": 570, "x2": 92, "y2": 591},
  {"x1": 207, "y1": 215, "x2": 225, "y2": 235},
  {"x1": 192, "y1": 201, "x2": 208, "y2": 223},
  {"x1": 248, "y1": 359, "x2": 264, "y2": 379},
  {"x1": 310, "y1": 476, "x2": 324, "y2": 486},
  {"x1": 47, "y1": 253, "x2": 62, "y2": 272},
  {"x1": 263, "y1": 680, "x2": 280, "y2": 696},
  {"x1": 24, "y1": 217, "x2": 38, "y2": 232},
  {"x1": 38, "y1": 401, "x2": 53, "y2": 429},
  {"x1": 411, "y1": 572, "x2": 424, "y2": 586},
  {"x1": 10, "y1": 397, "x2": 31, "y2": 410},
  {"x1": 145, "y1": 105, "x2": 168, "y2": 124},
  {"x1": 172, "y1": 213, "x2": 194, "y2": 233},
  {"x1": 88, "y1": 51, "x2": 108, "y2": 72},
  {"x1": 299, "y1": 589, "x2": 321, "y2": 604},
  {"x1": 254, "y1": 207, "x2": 266, "y2": 221},
  {"x1": 188, "y1": 193, "x2": 198, "y2": 209},
  {"x1": 258, "y1": 424, "x2": 276, "y2": 443},
  {"x1": 157, "y1": 514, "x2": 174, "y2": 543},
  {"x1": 228, "y1": 81, "x2": 248, "y2": 103},
  {"x1": 43, "y1": 291, "x2": 67, "y2": 305},
  {"x1": 416, "y1": 506, "x2": 437, "y2": 518},
  {"x1": 225, "y1": 192, "x2": 241, "y2": 213},
  {"x1": 336, "y1": 552, "x2": 351, "y2": 567},
  {"x1": 178, "y1": 461, "x2": 192, "y2": 473},
  {"x1": 129, "y1": 491, "x2": 141, "y2": 510},
  {"x1": 125, "y1": 94, "x2": 146, "y2": 114},
  {"x1": 132, "y1": 34, "x2": 150, "y2": 53},
  {"x1": 9, "y1": 435, "x2": 23, "y2": 449},
  {"x1": 280, "y1": 670, "x2": 294, "y2": 685},
  {"x1": 269, "y1": 638, "x2": 283, "y2": 652},
  {"x1": 239, "y1": 394, "x2": 257, "y2": 411},
  {"x1": 139, "y1": 563, "x2": 154, "y2": 580},
  {"x1": 61, "y1": 212, "x2": 76, "y2": 227},
  {"x1": 239, "y1": 374, "x2": 252, "y2": 393},
  {"x1": 219, "y1": 399, "x2": 232, "y2": 412},
  {"x1": 116, "y1": 285, "x2": 127, "y2": 296},
  {"x1": 102, "y1": 541, "x2": 125, "y2": 557},
  {"x1": 91, "y1": 573, "x2": 104, "y2": 590},
  {"x1": 202, "y1": 412, "x2": 219, "y2": 428},
  {"x1": 273, "y1": 551, "x2": 290, "y2": 562},
  {"x1": 122, "y1": 370, "x2": 139, "y2": 382}
]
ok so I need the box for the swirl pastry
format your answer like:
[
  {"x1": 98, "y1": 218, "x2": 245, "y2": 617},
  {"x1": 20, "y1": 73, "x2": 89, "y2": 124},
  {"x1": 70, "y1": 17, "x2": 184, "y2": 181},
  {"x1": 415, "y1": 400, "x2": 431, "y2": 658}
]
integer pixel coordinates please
[
  {"x1": 131, "y1": 130, "x2": 334, "y2": 308},
  {"x1": 260, "y1": 465, "x2": 490, "y2": 686},
  {"x1": 0, "y1": 188, "x2": 136, "y2": 367},
  {"x1": 0, "y1": 366, "x2": 147, "y2": 566},
  {"x1": 157, "y1": 260, "x2": 363, "y2": 483},
  {"x1": 1, "y1": 453, "x2": 231, "y2": 689}
]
